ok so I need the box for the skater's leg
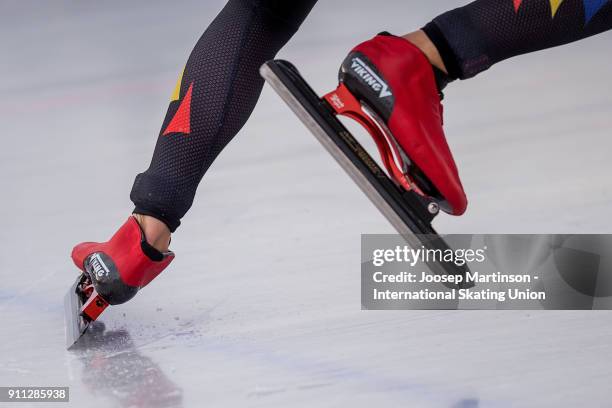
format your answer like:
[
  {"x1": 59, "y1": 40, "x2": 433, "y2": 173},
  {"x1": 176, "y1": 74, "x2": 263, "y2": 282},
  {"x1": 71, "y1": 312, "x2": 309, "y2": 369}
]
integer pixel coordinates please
[
  {"x1": 130, "y1": 0, "x2": 318, "y2": 239},
  {"x1": 70, "y1": 0, "x2": 317, "y2": 313},
  {"x1": 420, "y1": 0, "x2": 612, "y2": 79}
]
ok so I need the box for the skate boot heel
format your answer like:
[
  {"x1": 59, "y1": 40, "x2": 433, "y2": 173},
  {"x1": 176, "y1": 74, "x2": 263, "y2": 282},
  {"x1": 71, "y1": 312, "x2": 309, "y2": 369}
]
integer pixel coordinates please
[{"x1": 82, "y1": 251, "x2": 140, "y2": 305}]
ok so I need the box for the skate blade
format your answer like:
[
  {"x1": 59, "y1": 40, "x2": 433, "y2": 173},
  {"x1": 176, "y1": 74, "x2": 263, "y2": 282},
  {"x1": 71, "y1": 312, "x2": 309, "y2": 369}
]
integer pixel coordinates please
[
  {"x1": 260, "y1": 60, "x2": 472, "y2": 287},
  {"x1": 261, "y1": 60, "x2": 426, "y2": 243},
  {"x1": 64, "y1": 275, "x2": 91, "y2": 350}
]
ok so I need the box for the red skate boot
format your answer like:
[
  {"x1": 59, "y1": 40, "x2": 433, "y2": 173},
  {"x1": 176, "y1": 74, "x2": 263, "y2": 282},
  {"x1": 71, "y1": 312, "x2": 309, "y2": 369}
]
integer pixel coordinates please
[
  {"x1": 65, "y1": 216, "x2": 174, "y2": 348},
  {"x1": 261, "y1": 33, "x2": 473, "y2": 283},
  {"x1": 329, "y1": 33, "x2": 467, "y2": 215}
]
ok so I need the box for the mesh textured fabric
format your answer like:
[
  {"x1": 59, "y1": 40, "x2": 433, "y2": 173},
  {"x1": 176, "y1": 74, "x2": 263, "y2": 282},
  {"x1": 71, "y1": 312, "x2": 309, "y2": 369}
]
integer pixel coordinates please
[
  {"x1": 424, "y1": 0, "x2": 612, "y2": 79},
  {"x1": 130, "y1": 0, "x2": 317, "y2": 231}
]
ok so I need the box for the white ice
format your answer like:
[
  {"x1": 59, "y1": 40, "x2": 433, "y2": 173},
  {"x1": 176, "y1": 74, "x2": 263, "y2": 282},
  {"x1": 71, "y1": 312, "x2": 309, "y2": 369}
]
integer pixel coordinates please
[{"x1": 1, "y1": 1, "x2": 611, "y2": 407}]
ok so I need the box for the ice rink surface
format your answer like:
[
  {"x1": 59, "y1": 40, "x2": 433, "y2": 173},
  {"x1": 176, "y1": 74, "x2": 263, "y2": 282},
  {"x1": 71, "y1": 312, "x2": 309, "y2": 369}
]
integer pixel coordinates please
[{"x1": 1, "y1": 1, "x2": 611, "y2": 407}]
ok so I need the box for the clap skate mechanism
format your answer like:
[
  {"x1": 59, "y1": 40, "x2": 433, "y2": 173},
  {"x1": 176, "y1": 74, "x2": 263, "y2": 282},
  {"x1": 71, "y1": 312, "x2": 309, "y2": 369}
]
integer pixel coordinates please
[
  {"x1": 323, "y1": 82, "x2": 446, "y2": 213},
  {"x1": 64, "y1": 273, "x2": 109, "y2": 349},
  {"x1": 260, "y1": 60, "x2": 470, "y2": 281}
]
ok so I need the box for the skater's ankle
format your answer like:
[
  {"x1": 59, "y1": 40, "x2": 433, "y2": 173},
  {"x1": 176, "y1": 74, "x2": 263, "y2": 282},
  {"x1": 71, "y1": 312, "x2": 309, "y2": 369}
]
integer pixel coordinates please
[
  {"x1": 402, "y1": 30, "x2": 448, "y2": 75},
  {"x1": 133, "y1": 213, "x2": 171, "y2": 253}
]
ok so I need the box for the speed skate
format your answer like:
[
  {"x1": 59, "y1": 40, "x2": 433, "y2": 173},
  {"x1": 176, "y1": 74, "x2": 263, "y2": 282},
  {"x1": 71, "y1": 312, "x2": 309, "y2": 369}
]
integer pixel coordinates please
[{"x1": 260, "y1": 59, "x2": 470, "y2": 282}]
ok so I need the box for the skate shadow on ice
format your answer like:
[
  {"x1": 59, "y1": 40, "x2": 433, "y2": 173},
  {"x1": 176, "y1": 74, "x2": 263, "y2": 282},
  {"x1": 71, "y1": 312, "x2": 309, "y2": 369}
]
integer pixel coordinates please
[
  {"x1": 452, "y1": 399, "x2": 479, "y2": 408},
  {"x1": 71, "y1": 322, "x2": 183, "y2": 408}
]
